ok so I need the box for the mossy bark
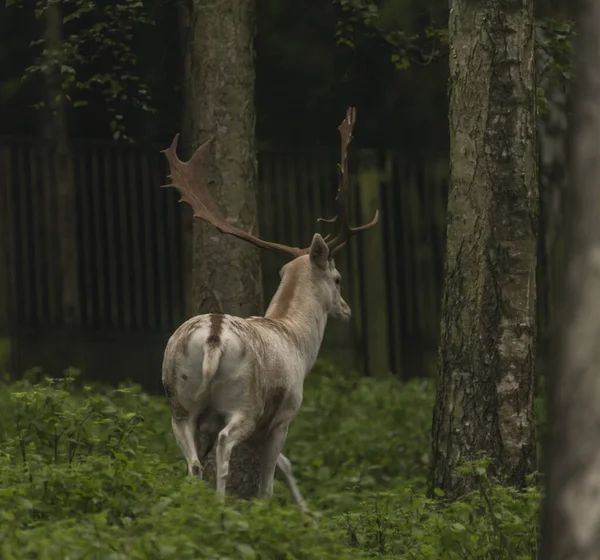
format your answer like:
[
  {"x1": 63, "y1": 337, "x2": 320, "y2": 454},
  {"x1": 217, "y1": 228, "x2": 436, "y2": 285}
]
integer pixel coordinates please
[
  {"x1": 179, "y1": 0, "x2": 264, "y2": 499},
  {"x1": 430, "y1": 0, "x2": 538, "y2": 497}
]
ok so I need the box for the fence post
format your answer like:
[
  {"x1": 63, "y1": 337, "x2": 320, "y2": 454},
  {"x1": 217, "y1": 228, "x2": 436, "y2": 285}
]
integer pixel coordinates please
[
  {"x1": 0, "y1": 143, "x2": 15, "y2": 373},
  {"x1": 381, "y1": 152, "x2": 403, "y2": 376},
  {"x1": 357, "y1": 150, "x2": 390, "y2": 377},
  {"x1": 54, "y1": 144, "x2": 80, "y2": 326},
  {"x1": 0, "y1": 146, "x2": 8, "y2": 333}
]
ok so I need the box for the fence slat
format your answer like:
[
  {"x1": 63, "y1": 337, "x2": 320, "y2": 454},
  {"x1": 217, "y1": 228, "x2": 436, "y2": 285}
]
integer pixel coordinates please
[
  {"x1": 40, "y1": 144, "x2": 58, "y2": 325},
  {"x1": 257, "y1": 153, "x2": 278, "y2": 309},
  {"x1": 115, "y1": 150, "x2": 132, "y2": 330},
  {"x1": 270, "y1": 156, "x2": 287, "y2": 247},
  {"x1": 90, "y1": 147, "x2": 107, "y2": 327},
  {"x1": 76, "y1": 146, "x2": 95, "y2": 327},
  {"x1": 16, "y1": 144, "x2": 34, "y2": 324},
  {"x1": 296, "y1": 155, "x2": 312, "y2": 247},
  {"x1": 399, "y1": 158, "x2": 416, "y2": 337},
  {"x1": 128, "y1": 151, "x2": 144, "y2": 329},
  {"x1": 421, "y1": 164, "x2": 440, "y2": 344},
  {"x1": 29, "y1": 146, "x2": 46, "y2": 324},
  {"x1": 150, "y1": 155, "x2": 170, "y2": 331},
  {"x1": 356, "y1": 150, "x2": 389, "y2": 377},
  {"x1": 0, "y1": 145, "x2": 11, "y2": 330},
  {"x1": 412, "y1": 165, "x2": 428, "y2": 340},
  {"x1": 381, "y1": 153, "x2": 402, "y2": 377},
  {"x1": 103, "y1": 148, "x2": 120, "y2": 328},
  {"x1": 347, "y1": 163, "x2": 365, "y2": 371},
  {"x1": 289, "y1": 157, "x2": 303, "y2": 247},
  {"x1": 3, "y1": 145, "x2": 18, "y2": 329},
  {"x1": 141, "y1": 152, "x2": 157, "y2": 331},
  {"x1": 55, "y1": 145, "x2": 81, "y2": 326},
  {"x1": 164, "y1": 159, "x2": 182, "y2": 329},
  {"x1": 309, "y1": 155, "x2": 323, "y2": 241}
]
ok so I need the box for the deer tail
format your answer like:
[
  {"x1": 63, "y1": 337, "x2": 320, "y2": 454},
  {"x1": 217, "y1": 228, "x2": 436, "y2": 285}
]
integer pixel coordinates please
[{"x1": 194, "y1": 342, "x2": 223, "y2": 400}]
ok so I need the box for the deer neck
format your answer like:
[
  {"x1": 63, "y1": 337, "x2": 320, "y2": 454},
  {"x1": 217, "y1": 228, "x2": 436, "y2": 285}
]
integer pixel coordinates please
[{"x1": 264, "y1": 266, "x2": 328, "y2": 373}]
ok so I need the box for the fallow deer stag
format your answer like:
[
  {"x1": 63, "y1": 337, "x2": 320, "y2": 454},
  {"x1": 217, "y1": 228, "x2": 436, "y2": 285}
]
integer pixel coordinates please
[{"x1": 161, "y1": 107, "x2": 378, "y2": 507}]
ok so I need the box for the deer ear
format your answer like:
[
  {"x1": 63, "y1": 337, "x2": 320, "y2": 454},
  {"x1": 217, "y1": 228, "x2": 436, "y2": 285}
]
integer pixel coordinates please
[{"x1": 309, "y1": 233, "x2": 329, "y2": 270}]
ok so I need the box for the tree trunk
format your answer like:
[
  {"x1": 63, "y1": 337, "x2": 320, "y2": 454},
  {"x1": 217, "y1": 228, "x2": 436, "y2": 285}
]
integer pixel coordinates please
[
  {"x1": 44, "y1": 4, "x2": 79, "y2": 326},
  {"x1": 429, "y1": 0, "x2": 539, "y2": 498},
  {"x1": 181, "y1": 0, "x2": 264, "y2": 499},
  {"x1": 542, "y1": 1, "x2": 600, "y2": 557},
  {"x1": 535, "y1": 25, "x2": 570, "y2": 362}
]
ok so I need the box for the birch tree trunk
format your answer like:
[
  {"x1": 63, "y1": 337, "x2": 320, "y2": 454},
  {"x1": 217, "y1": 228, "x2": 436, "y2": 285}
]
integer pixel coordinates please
[
  {"x1": 179, "y1": 0, "x2": 264, "y2": 499},
  {"x1": 429, "y1": 0, "x2": 539, "y2": 498},
  {"x1": 542, "y1": 1, "x2": 600, "y2": 556}
]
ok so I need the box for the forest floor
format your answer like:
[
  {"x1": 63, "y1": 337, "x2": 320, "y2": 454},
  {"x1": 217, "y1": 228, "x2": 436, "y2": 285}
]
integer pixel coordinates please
[{"x1": 0, "y1": 361, "x2": 540, "y2": 559}]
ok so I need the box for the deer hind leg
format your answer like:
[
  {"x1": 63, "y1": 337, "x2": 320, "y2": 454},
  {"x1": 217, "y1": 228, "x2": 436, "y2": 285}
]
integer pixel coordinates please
[
  {"x1": 196, "y1": 411, "x2": 222, "y2": 459},
  {"x1": 171, "y1": 412, "x2": 203, "y2": 478},
  {"x1": 276, "y1": 453, "x2": 309, "y2": 513},
  {"x1": 215, "y1": 411, "x2": 257, "y2": 496},
  {"x1": 258, "y1": 422, "x2": 289, "y2": 499}
]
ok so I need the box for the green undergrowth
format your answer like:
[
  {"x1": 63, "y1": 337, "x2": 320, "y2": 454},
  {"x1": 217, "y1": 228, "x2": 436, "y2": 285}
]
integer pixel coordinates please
[{"x1": 0, "y1": 362, "x2": 542, "y2": 559}]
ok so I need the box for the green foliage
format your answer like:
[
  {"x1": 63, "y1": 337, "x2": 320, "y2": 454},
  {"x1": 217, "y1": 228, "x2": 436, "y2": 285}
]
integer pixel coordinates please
[
  {"x1": 337, "y1": 469, "x2": 540, "y2": 558},
  {"x1": 536, "y1": 18, "x2": 575, "y2": 116},
  {"x1": 537, "y1": 18, "x2": 575, "y2": 82},
  {"x1": 0, "y1": 361, "x2": 542, "y2": 558},
  {"x1": 7, "y1": 0, "x2": 155, "y2": 141},
  {"x1": 333, "y1": 0, "x2": 447, "y2": 70},
  {"x1": 286, "y1": 362, "x2": 433, "y2": 511}
]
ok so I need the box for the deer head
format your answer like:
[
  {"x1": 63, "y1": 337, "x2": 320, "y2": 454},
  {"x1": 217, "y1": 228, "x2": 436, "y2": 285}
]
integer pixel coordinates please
[{"x1": 161, "y1": 107, "x2": 378, "y2": 322}]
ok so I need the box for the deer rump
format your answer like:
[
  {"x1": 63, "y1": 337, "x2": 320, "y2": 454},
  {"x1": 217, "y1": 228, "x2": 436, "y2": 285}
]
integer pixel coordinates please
[{"x1": 163, "y1": 313, "x2": 304, "y2": 456}]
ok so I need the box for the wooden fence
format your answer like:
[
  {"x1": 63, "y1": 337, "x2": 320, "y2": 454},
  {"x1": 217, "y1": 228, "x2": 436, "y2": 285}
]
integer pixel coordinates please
[{"x1": 0, "y1": 136, "x2": 449, "y2": 382}]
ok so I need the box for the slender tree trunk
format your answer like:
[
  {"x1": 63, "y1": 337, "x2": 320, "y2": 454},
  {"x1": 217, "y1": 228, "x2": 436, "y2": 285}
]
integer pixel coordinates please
[
  {"x1": 536, "y1": 25, "x2": 570, "y2": 367},
  {"x1": 44, "y1": 4, "x2": 79, "y2": 326},
  {"x1": 184, "y1": 0, "x2": 262, "y2": 316},
  {"x1": 181, "y1": 0, "x2": 264, "y2": 499},
  {"x1": 429, "y1": 0, "x2": 539, "y2": 498},
  {"x1": 542, "y1": 2, "x2": 600, "y2": 557}
]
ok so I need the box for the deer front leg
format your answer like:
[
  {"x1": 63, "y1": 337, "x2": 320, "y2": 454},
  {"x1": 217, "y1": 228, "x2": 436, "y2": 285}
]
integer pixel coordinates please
[{"x1": 259, "y1": 423, "x2": 289, "y2": 499}]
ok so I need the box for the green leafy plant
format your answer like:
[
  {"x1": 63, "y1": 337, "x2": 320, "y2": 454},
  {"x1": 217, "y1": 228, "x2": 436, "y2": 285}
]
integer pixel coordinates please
[
  {"x1": 7, "y1": 0, "x2": 155, "y2": 140},
  {"x1": 333, "y1": 0, "x2": 448, "y2": 70},
  {"x1": 0, "y1": 361, "x2": 543, "y2": 558}
]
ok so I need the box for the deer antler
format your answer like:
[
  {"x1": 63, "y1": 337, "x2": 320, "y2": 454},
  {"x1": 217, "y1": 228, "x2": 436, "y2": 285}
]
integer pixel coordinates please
[
  {"x1": 161, "y1": 134, "x2": 309, "y2": 260},
  {"x1": 318, "y1": 107, "x2": 379, "y2": 258},
  {"x1": 161, "y1": 108, "x2": 377, "y2": 262}
]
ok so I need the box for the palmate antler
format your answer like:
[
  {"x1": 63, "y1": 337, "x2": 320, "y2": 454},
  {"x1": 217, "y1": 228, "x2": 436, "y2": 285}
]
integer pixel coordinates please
[
  {"x1": 161, "y1": 107, "x2": 378, "y2": 261},
  {"x1": 318, "y1": 107, "x2": 379, "y2": 257},
  {"x1": 162, "y1": 134, "x2": 307, "y2": 260}
]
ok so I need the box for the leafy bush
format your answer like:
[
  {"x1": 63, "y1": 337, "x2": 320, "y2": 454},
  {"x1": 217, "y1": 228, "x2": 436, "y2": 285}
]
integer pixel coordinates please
[
  {"x1": 285, "y1": 362, "x2": 433, "y2": 511},
  {"x1": 335, "y1": 461, "x2": 540, "y2": 559},
  {"x1": 0, "y1": 361, "x2": 542, "y2": 559}
]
